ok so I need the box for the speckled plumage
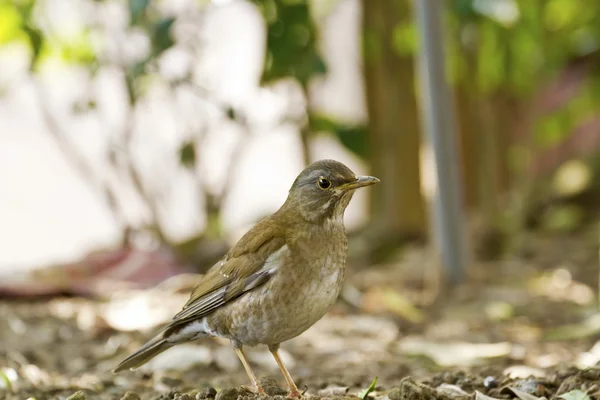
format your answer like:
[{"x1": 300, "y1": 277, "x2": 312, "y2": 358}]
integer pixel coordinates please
[{"x1": 114, "y1": 159, "x2": 379, "y2": 397}]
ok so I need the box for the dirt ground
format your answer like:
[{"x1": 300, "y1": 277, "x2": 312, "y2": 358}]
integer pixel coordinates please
[{"x1": 1, "y1": 231, "x2": 600, "y2": 400}]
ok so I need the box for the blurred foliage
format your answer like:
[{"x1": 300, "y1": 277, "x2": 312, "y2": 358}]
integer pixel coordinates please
[
  {"x1": 309, "y1": 114, "x2": 368, "y2": 158},
  {"x1": 447, "y1": 0, "x2": 600, "y2": 151},
  {"x1": 1, "y1": 0, "x2": 600, "y2": 245},
  {"x1": 249, "y1": 0, "x2": 326, "y2": 85}
]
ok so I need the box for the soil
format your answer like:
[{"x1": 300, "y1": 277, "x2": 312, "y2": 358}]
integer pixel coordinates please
[{"x1": 1, "y1": 230, "x2": 600, "y2": 400}]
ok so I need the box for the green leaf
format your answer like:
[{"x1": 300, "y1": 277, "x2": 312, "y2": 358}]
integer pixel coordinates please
[
  {"x1": 179, "y1": 141, "x2": 196, "y2": 169},
  {"x1": 309, "y1": 114, "x2": 368, "y2": 158},
  {"x1": 358, "y1": 377, "x2": 377, "y2": 400},
  {"x1": 151, "y1": 17, "x2": 176, "y2": 56},
  {"x1": 558, "y1": 390, "x2": 591, "y2": 400},
  {"x1": 0, "y1": 3, "x2": 23, "y2": 44},
  {"x1": 22, "y1": 24, "x2": 43, "y2": 68},
  {"x1": 250, "y1": 0, "x2": 326, "y2": 84},
  {"x1": 392, "y1": 22, "x2": 417, "y2": 56},
  {"x1": 0, "y1": 369, "x2": 12, "y2": 390},
  {"x1": 225, "y1": 106, "x2": 237, "y2": 121},
  {"x1": 128, "y1": 0, "x2": 150, "y2": 26},
  {"x1": 59, "y1": 30, "x2": 96, "y2": 65}
]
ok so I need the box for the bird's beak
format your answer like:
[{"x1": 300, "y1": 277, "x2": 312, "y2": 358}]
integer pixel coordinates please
[{"x1": 339, "y1": 175, "x2": 380, "y2": 191}]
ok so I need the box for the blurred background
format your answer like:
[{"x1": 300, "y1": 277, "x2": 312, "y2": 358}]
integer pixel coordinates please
[{"x1": 2, "y1": 0, "x2": 600, "y2": 399}]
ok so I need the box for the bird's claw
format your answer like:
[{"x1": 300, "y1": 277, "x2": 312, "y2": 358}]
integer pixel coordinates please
[{"x1": 287, "y1": 389, "x2": 302, "y2": 398}]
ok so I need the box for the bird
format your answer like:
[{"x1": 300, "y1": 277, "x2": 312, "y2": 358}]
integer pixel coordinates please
[{"x1": 113, "y1": 159, "x2": 379, "y2": 397}]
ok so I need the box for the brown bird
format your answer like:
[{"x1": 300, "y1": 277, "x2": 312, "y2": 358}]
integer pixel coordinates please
[{"x1": 113, "y1": 159, "x2": 379, "y2": 397}]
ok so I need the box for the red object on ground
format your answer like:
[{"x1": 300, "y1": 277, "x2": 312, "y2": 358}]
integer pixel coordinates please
[{"x1": 0, "y1": 247, "x2": 190, "y2": 298}]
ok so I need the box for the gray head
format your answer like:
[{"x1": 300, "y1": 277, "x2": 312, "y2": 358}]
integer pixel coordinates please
[{"x1": 282, "y1": 159, "x2": 379, "y2": 224}]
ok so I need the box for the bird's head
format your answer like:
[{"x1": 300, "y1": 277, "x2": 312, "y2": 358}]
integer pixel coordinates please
[{"x1": 282, "y1": 159, "x2": 379, "y2": 224}]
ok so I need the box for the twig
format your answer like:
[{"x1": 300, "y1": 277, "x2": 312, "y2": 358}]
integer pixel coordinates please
[{"x1": 32, "y1": 77, "x2": 129, "y2": 232}]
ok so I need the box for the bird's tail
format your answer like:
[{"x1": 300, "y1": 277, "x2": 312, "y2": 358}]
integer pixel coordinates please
[{"x1": 113, "y1": 331, "x2": 173, "y2": 373}]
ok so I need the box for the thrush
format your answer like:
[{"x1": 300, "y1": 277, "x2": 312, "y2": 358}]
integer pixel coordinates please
[{"x1": 113, "y1": 159, "x2": 379, "y2": 397}]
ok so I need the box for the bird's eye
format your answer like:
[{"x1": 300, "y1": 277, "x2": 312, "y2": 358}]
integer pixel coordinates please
[{"x1": 317, "y1": 177, "x2": 331, "y2": 190}]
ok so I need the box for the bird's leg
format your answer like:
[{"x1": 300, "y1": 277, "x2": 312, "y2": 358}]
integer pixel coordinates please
[
  {"x1": 233, "y1": 345, "x2": 266, "y2": 396},
  {"x1": 268, "y1": 344, "x2": 301, "y2": 398}
]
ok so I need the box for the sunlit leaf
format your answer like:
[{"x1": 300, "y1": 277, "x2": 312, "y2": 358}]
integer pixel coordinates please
[
  {"x1": 476, "y1": 21, "x2": 505, "y2": 93},
  {"x1": 59, "y1": 30, "x2": 96, "y2": 65},
  {"x1": 0, "y1": 4, "x2": 23, "y2": 44},
  {"x1": 358, "y1": 377, "x2": 377, "y2": 400},
  {"x1": 558, "y1": 390, "x2": 591, "y2": 400},
  {"x1": 0, "y1": 368, "x2": 11, "y2": 390},
  {"x1": 392, "y1": 22, "x2": 416, "y2": 56},
  {"x1": 544, "y1": 0, "x2": 580, "y2": 31}
]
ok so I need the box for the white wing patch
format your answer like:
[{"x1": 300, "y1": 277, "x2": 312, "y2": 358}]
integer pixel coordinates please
[{"x1": 168, "y1": 317, "x2": 217, "y2": 342}]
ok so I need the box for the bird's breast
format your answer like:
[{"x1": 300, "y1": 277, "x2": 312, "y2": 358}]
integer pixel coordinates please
[{"x1": 214, "y1": 228, "x2": 347, "y2": 346}]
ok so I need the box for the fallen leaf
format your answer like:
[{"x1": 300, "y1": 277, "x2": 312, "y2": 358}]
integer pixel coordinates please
[
  {"x1": 504, "y1": 365, "x2": 546, "y2": 379},
  {"x1": 504, "y1": 387, "x2": 547, "y2": 400},
  {"x1": 476, "y1": 391, "x2": 503, "y2": 400},
  {"x1": 318, "y1": 386, "x2": 349, "y2": 396},
  {"x1": 396, "y1": 337, "x2": 512, "y2": 367},
  {"x1": 362, "y1": 287, "x2": 424, "y2": 323},
  {"x1": 437, "y1": 384, "x2": 469, "y2": 397},
  {"x1": 544, "y1": 313, "x2": 600, "y2": 341},
  {"x1": 558, "y1": 390, "x2": 591, "y2": 400}
]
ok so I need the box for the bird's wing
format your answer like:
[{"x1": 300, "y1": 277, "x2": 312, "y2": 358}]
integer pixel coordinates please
[{"x1": 169, "y1": 218, "x2": 286, "y2": 325}]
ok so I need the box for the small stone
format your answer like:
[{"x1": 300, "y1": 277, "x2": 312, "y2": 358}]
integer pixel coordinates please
[
  {"x1": 161, "y1": 377, "x2": 184, "y2": 388},
  {"x1": 197, "y1": 387, "x2": 217, "y2": 399},
  {"x1": 121, "y1": 392, "x2": 141, "y2": 400},
  {"x1": 483, "y1": 376, "x2": 497, "y2": 389},
  {"x1": 215, "y1": 388, "x2": 240, "y2": 400},
  {"x1": 66, "y1": 391, "x2": 87, "y2": 400},
  {"x1": 388, "y1": 388, "x2": 402, "y2": 400},
  {"x1": 175, "y1": 394, "x2": 193, "y2": 400},
  {"x1": 264, "y1": 386, "x2": 288, "y2": 396},
  {"x1": 389, "y1": 378, "x2": 437, "y2": 400}
]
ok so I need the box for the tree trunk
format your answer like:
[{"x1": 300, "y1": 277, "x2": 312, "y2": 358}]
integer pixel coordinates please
[{"x1": 362, "y1": 0, "x2": 426, "y2": 243}]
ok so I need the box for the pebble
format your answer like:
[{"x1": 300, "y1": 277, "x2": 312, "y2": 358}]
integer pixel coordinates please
[
  {"x1": 196, "y1": 387, "x2": 217, "y2": 399},
  {"x1": 483, "y1": 376, "x2": 498, "y2": 389},
  {"x1": 66, "y1": 391, "x2": 87, "y2": 400},
  {"x1": 389, "y1": 378, "x2": 437, "y2": 400},
  {"x1": 215, "y1": 388, "x2": 240, "y2": 400},
  {"x1": 121, "y1": 391, "x2": 141, "y2": 400},
  {"x1": 264, "y1": 385, "x2": 288, "y2": 396}
]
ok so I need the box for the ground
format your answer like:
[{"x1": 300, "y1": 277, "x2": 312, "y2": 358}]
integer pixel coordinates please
[{"x1": 1, "y1": 231, "x2": 600, "y2": 400}]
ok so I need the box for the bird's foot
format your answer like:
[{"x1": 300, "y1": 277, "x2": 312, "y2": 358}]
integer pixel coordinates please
[
  {"x1": 287, "y1": 388, "x2": 302, "y2": 398},
  {"x1": 241, "y1": 384, "x2": 267, "y2": 397}
]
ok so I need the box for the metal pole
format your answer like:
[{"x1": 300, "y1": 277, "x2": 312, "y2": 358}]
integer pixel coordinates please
[{"x1": 414, "y1": 0, "x2": 468, "y2": 284}]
